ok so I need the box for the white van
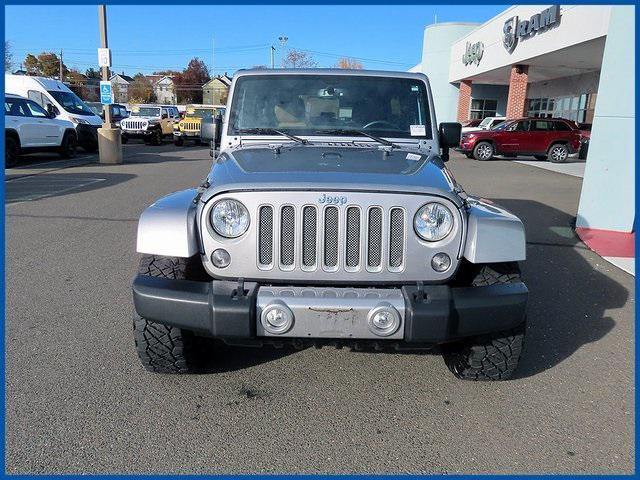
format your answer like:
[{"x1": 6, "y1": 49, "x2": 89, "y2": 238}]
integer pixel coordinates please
[{"x1": 5, "y1": 74, "x2": 103, "y2": 152}]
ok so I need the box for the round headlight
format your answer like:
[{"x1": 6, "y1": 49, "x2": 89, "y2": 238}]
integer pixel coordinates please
[
  {"x1": 210, "y1": 199, "x2": 250, "y2": 238},
  {"x1": 414, "y1": 203, "x2": 454, "y2": 242}
]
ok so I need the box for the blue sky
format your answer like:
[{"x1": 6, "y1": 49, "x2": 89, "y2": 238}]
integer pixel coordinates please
[{"x1": 6, "y1": 5, "x2": 505, "y2": 76}]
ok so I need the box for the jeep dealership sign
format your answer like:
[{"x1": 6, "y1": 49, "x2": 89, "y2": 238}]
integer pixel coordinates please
[
  {"x1": 503, "y1": 5, "x2": 561, "y2": 53},
  {"x1": 462, "y1": 41, "x2": 484, "y2": 66}
]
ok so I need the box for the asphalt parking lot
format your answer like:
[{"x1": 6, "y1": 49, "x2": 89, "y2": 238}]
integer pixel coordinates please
[{"x1": 5, "y1": 144, "x2": 634, "y2": 474}]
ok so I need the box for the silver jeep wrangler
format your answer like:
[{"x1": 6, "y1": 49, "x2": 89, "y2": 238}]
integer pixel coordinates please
[{"x1": 132, "y1": 69, "x2": 528, "y2": 380}]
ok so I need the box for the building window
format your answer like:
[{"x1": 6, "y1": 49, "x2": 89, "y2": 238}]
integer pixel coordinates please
[
  {"x1": 469, "y1": 99, "x2": 497, "y2": 120},
  {"x1": 527, "y1": 94, "x2": 597, "y2": 123}
]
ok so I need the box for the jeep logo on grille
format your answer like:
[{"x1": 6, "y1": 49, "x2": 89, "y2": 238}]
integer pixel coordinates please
[{"x1": 318, "y1": 193, "x2": 347, "y2": 205}]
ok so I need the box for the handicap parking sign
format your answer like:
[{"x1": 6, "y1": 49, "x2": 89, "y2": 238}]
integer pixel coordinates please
[{"x1": 100, "y1": 81, "x2": 113, "y2": 105}]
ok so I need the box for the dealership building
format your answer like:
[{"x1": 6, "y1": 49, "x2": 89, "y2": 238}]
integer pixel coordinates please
[{"x1": 414, "y1": 5, "x2": 635, "y2": 270}]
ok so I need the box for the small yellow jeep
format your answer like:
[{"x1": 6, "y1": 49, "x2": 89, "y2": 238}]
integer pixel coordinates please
[{"x1": 173, "y1": 104, "x2": 225, "y2": 146}]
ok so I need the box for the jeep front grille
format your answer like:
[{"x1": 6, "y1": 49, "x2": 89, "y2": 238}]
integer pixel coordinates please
[
  {"x1": 181, "y1": 122, "x2": 200, "y2": 131},
  {"x1": 122, "y1": 120, "x2": 146, "y2": 130},
  {"x1": 257, "y1": 203, "x2": 405, "y2": 272},
  {"x1": 202, "y1": 191, "x2": 463, "y2": 282}
]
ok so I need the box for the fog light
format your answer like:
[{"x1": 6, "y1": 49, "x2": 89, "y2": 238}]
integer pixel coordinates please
[
  {"x1": 211, "y1": 249, "x2": 231, "y2": 268},
  {"x1": 367, "y1": 303, "x2": 401, "y2": 337},
  {"x1": 431, "y1": 252, "x2": 451, "y2": 272},
  {"x1": 261, "y1": 301, "x2": 294, "y2": 334}
]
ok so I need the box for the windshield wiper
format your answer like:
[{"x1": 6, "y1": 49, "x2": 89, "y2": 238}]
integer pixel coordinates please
[
  {"x1": 237, "y1": 128, "x2": 309, "y2": 145},
  {"x1": 313, "y1": 129, "x2": 396, "y2": 147}
]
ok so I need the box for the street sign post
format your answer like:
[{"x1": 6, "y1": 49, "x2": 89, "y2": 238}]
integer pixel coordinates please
[{"x1": 100, "y1": 81, "x2": 113, "y2": 105}]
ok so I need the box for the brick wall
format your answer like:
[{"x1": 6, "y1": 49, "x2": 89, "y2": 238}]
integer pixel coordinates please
[
  {"x1": 456, "y1": 80, "x2": 473, "y2": 122},
  {"x1": 505, "y1": 65, "x2": 529, "y2": 119}
]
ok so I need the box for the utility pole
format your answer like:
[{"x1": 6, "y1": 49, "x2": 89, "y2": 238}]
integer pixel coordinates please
[
  {"x1": 278, "y1": 36, "x2": 288, "y2": 68},
  {"x1": 212, "y1": 36, "x2": 215, "y2": 78},
  {"x1": 97, "y1": 4, "x2": 122, "y2": 164},
  {"x1": 270, "y1": 46, "x2": 275, "y2": 69},
  {"x1": 59, "y1": 49, "x2": 63, "y2": 81},
  {"x1": 98, "y1": 5, "x2": 112, "y2": 127}
]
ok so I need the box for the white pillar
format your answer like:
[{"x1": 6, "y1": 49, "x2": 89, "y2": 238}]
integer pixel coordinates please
[{"x1": 576, "y1": 6, "x2": 635, "y2": 232}]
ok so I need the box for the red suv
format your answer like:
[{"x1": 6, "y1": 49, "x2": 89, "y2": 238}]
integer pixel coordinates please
[{"x1": 458, "y1": 118, "x2": 585, "y2": 163}]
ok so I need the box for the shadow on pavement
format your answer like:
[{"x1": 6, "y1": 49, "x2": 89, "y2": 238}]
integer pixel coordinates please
[
  {"x1": 122, "y1": 143, "x2": 210, "y2": 164},
  {"x1": 495, "y1": 198, "x2": 629, "y2": 379},
  {"x1": 5, "y1": 172, "x2": 136, "y2": 204},
  {"x1": 194, "y1": 342, "x2": 298, "y2": 374}
]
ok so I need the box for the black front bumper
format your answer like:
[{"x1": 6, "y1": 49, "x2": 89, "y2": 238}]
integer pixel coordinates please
[{"x1": 132, "y1": 276, "x2": 528, "y2": 345}]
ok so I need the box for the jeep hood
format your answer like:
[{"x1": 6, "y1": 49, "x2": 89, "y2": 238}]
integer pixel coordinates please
[{"x1": 201, "y1": 144, "x2": 462, "y2": 206}]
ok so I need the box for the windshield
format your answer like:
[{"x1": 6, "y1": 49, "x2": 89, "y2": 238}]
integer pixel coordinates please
[
  {"x1": 132, "y1": 107, "x2": 161, "y2": 117},
  {"x1": 47, "y1": 90, "x2": 95, "y2": 116},
  {"x1": 478, "y1": 117, "x2": 493, "y2": 128},
  {"x1": 228, "y1": 74, "x2": 431, "y2": 139},
  {"x1": 86, "y1": 102, "x2": 103, "y2": 115},
  {"x1": 492, "y1": 121, "x2": 510, "y2": 131},
  {"x1": 186, "y1": 108, "x2": 215, "y2": 119}
]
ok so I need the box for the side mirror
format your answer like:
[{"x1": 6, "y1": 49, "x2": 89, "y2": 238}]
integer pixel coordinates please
[
  {"x1": 209, "y1": 115, "x2": 222, "y2": 158},
  {"x1": 213, "y1": 115, "x2": 222, "y2": 150},
  {"x1": 47, "y1": 104, "x2": 59, "y2": 118},
  {"x1": 439, "y1": 122, "x2": 462, "y2": 162}
]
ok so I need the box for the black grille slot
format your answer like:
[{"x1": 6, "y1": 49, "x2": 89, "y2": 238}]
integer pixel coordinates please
[
  {"x1": 389, "y1": 208, "x2": 404, "y2": 268},
  {"x1": 302, "y1": 206, "x2": 317, "y2": 267},
  {"x1": 367, "y1": 208, "x2": 383, "y2": 268},
  {"x1": 324, "y1": 207, "x2": 339, "y2": 267},
  {"x1": 280, "y1": 206, "x2": 295, "y2": 266},
  {"x1": 345, "y1": 207, "x2": 360, "y2": 268},
  {"x1": 258, "y1": 206, "x2": 273, "y2": 265}
]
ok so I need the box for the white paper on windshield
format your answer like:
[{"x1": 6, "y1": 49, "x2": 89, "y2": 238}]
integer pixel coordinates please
[
  {"x1": 410, "y1": 125, "x2": 426, "y2": 136},
  {"x1": 406, "y1": 153, "x2": 422, "y2": 161},
  {"x1": 339, "y1": 108, "x2": 353, "y2": 119}
]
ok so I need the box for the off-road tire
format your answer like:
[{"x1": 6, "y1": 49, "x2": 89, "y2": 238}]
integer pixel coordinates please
[
  {"x1": 121, "y1": 134, "x2": 129, "y2": 144},
  {"x1": 5, "y1": 136, "x2": 19, "y2": 168},
  {"x1": 59, "y1": 131, "x2": 78, "y2": 159},
  {"x1": 442, "y1": 262, "x2": 525, "y2": 381},
  {"x1": 548, "y1": 143, "x2": 569, "y2": 163},
  {"x1": 133, "y1": 255, "x2": 209, "y2": 373},
  {"x1": 174, "y1": 137, "x2": 184, "y2": 146},
  {"x1": 472, "y1": 141, "x2": 494, "y2": 161},
  {"x1": 151, "y1": 129, "x2": 163, "y2": 146}
]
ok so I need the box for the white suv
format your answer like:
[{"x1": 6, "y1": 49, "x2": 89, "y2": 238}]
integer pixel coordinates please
[
  {"x1": 461, "y1": 116, "x2": 506, "y2": 134},
  {"x1": 4, "y1": 94, "x2": 78, "y2": 168}
]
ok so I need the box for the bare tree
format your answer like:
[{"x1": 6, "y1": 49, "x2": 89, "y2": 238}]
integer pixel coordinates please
[
  {"x1": 284, "y1": 50, "x2": 317, "y2": 69},
  {"x1": 128, "y1": 75, "x2": 156, "y2": 104},
  {"x1": 5, "y1": 41, "x2": 13, "y2": 72},
  {"x1": 335, "y1": 57, "x2": 363, "y2": 69}
]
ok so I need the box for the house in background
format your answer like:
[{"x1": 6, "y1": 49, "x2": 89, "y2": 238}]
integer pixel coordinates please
[
  {"x1": 202, "y1": 74, "x2": 232, "y2": 105},
  {"x1": 146, "y1": 75, "x2": 177, "y2": 104},
  {"x1": 110, "y1": 73, "x2": 134, "y2": 103}
]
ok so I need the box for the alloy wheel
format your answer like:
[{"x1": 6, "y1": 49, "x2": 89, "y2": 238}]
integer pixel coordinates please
[
  {"x1": 550, "y1": 145, "x2": 568, "y2": 162},
  {"x1": 476, "y1": 143, "x2": 493, "y2": 160}
]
